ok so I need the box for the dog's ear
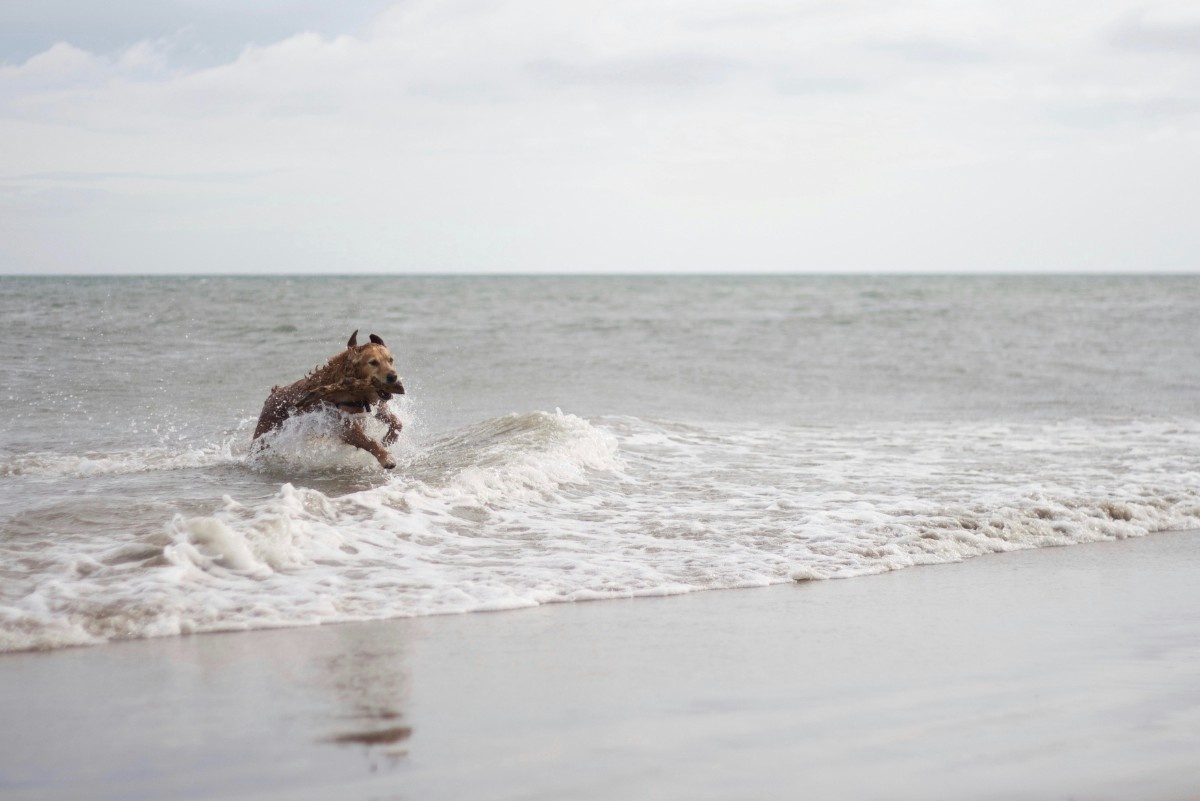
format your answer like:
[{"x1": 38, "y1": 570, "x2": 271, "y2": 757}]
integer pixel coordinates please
[
  {"x1": 369, "y1": 334, "x2": 386, "y2": 346},
  {"x1": 347, "y1": 330, "x2": 359, "y2": 349}
]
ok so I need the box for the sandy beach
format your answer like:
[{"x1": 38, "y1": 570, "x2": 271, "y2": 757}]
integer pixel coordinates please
[{"x1": 3, "y1": 530, "x2": 1199, "y2": 801}]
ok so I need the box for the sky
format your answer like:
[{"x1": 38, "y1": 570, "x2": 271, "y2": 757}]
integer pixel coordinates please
[{"x1": 1, "y1": 0, "x2": 1198, "y2": 274}]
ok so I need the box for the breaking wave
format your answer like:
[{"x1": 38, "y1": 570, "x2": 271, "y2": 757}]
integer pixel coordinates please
[
  {"x1": 3, "y1": 412, "x2": 1199, "y2": 652},
  {"x1": 0, "y1": 439, "x2": 243, "y2": 478}
]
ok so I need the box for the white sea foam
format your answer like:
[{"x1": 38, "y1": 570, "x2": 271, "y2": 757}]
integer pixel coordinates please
[
  {"x1": 0, "y1": 438, "x2": 243, "y2": 478},
  {"x1": 246, "y1": 407, "x2": 396, "y2": 475},
  {"x1": 3, "y1": 412, "x2": 1199, "y2": 652}
]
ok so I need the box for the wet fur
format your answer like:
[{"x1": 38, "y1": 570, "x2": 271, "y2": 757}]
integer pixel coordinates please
[{"x1": 252, "y1": 331, "x2": 404, "y2": 469}]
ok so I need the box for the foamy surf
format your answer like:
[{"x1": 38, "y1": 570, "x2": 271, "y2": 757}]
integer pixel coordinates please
[
  {"x1": 0, "y1": 439, "x2": 244, "y2": 478},
  {"x1": 2, "y1": 412, "x2": 1199, "y2": 653}
]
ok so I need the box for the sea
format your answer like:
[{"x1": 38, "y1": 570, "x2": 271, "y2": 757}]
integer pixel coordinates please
[{"x1": 1, "y1": 274, "x2": 1198, "y2": 653}]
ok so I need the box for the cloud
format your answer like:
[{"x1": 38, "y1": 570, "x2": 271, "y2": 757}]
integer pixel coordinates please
[
  {"x1": 867, "y1": 38, "x2": 991, "y2": 64},
  {"x1": 0, "y1": 41, "x2": 104, "y2": 88},
  {"x1": 526, "y1": 53, "x2": 744, "y2": 90},
  {"x1": 1109, "y1": 5, "x2": 1200, "y2": 54},
  {"x1": 1052, "y1": 95, "x2": 1200, "y2": 128},
  {"x1": 1, "y1": 0, "x2": 1199, "y2": 274},
  {"x1": 0, "y1": 0, "x2": 395, "y2": 66}
]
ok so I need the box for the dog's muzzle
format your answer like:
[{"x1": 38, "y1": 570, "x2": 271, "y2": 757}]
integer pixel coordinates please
[{"x1": 382, "y1": 374, "x2": 404, "y2": 398}]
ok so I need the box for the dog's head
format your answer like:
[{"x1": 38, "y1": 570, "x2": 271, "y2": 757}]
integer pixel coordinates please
[{"x1": 346, "y1": 330, "x2": 404, "y2": 398}]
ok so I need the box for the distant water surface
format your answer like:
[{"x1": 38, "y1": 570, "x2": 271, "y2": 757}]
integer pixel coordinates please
[{"x1": 1, "y1": 275, "x2": 1198, "y2": 651}]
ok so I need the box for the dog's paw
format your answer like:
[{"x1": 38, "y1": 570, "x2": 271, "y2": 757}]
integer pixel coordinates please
[{"x1": 383, "y1": 461, "x2": 396, "y2": 470}]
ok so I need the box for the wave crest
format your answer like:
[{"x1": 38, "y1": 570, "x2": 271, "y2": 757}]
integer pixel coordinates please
[{"x1": 0, "y1": 440, "x2": 242, "y2": 478}]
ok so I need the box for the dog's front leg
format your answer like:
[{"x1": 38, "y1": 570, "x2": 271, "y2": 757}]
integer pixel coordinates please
[
  {"x1": 340, "y1": 416, "x2": 396, "y2": 469},
  {"x1": 375, "y1": 403, "x2": 403, "y2": 446}
]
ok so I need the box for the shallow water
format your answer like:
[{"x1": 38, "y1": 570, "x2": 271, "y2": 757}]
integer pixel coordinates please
[{"x1": 2, "y1": 275, "x2": 1199, "y2": 651}]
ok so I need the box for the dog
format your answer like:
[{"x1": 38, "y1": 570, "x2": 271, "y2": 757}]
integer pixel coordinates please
[{"x1": 252, "y1": 330, "x2": 405, "y2": 469}]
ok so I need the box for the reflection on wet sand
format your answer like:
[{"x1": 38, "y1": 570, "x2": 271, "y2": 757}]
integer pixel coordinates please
[
  {"x1": 317, "y1": 624, "x2": 414, "y2": 767},
  {"x1": 328, "y1": 725, "x2": 412, "y2": 747}
]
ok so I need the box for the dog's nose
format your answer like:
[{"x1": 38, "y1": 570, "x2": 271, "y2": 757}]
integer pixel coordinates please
[{"x1": 386, "y1": 373, "x2": 398, "y2": 384}]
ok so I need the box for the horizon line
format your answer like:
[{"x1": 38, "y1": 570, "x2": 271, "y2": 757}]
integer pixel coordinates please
[{"x1": 2, "y1": 269, "x2": 1198, "y2": 279}]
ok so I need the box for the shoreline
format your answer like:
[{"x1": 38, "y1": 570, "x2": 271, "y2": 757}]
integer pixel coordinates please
[{"x1": 3, "y1": 530, "x2": 1200, "y2": 800}]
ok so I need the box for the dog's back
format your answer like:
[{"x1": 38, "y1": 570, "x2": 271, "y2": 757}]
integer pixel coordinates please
[{"x1": 252, "y1": 379, "x2": 308, "y2": 440}]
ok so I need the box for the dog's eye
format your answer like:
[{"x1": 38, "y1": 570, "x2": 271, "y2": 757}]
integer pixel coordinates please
[{"x1": 369, "y1": 359, "x2": 379, "y2": 366}]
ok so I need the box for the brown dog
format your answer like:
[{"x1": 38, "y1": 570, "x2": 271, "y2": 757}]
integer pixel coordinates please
[{"x1": 252, "y1": 330, "x2": 405, "y2": 469}]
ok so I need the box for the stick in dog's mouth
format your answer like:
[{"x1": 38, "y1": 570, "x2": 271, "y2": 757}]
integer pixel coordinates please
[{"x1": 377, "y1": 377, "x2": 405, "y2": 400}]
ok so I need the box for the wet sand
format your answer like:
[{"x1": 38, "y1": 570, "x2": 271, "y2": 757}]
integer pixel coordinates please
[{"x1": 3, "y1": 530, "x2": 1200, "y2": 801}]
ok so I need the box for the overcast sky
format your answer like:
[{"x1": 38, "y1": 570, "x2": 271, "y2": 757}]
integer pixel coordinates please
[{"x1": 1, "y1": 0, "x2": 1198, "y2": 274}]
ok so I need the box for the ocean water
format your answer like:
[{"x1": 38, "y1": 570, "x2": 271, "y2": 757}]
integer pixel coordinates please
[{"x1": 1, "y1": 274, "x2": 1198, "y2": 652}]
